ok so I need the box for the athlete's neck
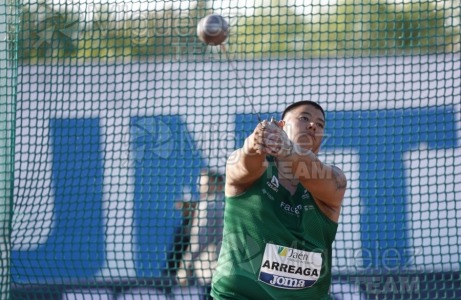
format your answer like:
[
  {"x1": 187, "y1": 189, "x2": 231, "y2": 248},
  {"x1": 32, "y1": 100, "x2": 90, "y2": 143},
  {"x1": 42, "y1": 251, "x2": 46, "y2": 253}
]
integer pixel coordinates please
[{"x1": 274, "y1": 158, "x2": 299, "y2": 186}]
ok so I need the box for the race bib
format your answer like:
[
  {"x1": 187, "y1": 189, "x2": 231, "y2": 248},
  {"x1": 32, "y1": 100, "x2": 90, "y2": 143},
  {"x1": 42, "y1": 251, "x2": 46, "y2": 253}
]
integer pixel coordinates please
[{"x1": 258, "y1": 243, "x2": 323, "y2": 289}]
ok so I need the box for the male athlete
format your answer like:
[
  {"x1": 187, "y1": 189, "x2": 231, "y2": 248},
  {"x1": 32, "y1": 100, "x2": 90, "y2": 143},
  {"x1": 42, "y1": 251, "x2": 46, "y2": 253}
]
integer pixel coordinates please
[{"x1": 211, "y1": 100, "x2": 347, "y2": 299}]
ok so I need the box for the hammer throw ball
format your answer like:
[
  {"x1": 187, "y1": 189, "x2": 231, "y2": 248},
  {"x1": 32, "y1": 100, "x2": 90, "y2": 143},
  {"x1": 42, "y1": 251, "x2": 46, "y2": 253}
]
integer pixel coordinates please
[{"x1": 197, "y1": 14, "x2": 229, "y2": 45}]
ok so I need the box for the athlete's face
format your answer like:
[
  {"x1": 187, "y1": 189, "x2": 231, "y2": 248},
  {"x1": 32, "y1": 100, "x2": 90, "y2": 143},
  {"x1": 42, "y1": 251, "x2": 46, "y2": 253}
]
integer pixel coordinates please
[{"x1": 282, "y1": 104, "x2": 325, "y2": 154}]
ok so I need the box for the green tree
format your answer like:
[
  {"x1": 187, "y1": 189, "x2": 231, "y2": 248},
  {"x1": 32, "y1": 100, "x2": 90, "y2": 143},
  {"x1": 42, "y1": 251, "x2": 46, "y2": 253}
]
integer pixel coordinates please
[
  {"x1": 18, "y1": 2, "x2": 202, "y2": 61},
  {"x1": 228, "y1": 0, "x2": 459, "y2": 58},
  {"x1": 84, "y1": 2, "x2": 207, "y2": 60},
  {"x1": 18, "y1": 3, "x2": 80, "y2": 62},
  {"x1": 17, "y1": 0, "x2": 459, "y2": 61},
  {"x1": 329, "y1": 0, "x2": 459, "y2": 55},
  {"x1": 228, "y1": 0, "x2": 310, "y2": 58}
]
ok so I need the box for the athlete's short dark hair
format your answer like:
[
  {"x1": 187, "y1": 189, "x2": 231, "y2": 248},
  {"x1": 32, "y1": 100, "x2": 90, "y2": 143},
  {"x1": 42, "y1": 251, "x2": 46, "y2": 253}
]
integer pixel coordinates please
[{"x1": 281, "y1": 100, "x2": 326, "y2": 120}]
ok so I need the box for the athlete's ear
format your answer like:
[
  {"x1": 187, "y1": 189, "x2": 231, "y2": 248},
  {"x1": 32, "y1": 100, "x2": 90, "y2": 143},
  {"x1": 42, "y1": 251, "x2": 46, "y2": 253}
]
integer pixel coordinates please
[{"x1": 277, "y1": 120, "x2": 285, "y2": 128}]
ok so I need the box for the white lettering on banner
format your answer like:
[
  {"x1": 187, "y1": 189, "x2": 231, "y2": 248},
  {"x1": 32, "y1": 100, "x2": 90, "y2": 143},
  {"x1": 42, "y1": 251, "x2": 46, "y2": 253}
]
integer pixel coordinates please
[{"x1": 259, "y1": 243, "x2": 322, "y2": 289}]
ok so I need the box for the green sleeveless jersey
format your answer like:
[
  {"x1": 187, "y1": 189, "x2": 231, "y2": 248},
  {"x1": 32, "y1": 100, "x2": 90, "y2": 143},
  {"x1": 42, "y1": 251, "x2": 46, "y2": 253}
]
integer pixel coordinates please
[{"x1": 211, "y1": 160, "x2": 338, "y2": 300}]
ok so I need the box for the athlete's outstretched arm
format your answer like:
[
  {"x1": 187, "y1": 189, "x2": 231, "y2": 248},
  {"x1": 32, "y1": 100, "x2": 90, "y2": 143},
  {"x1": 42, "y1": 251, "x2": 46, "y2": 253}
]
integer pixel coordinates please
[{"x1": 225, "y1": 121, "x2": 270, "y2": 197}]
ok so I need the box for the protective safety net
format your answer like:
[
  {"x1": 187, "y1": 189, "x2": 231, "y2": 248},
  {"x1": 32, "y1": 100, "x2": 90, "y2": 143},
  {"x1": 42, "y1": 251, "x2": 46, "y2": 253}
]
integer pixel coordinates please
[{"x1": 1, "y1": 0, "x2": 460, "y2": 299}]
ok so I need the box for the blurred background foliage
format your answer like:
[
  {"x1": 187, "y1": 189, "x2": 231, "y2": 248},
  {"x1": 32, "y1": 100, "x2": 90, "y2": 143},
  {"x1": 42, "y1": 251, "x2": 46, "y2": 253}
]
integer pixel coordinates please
[
  {"x1": 330, "y1": 0, "x2": 460, "y2": 55},
  {"x1": 17, "y1": 0, "x2": 460, "y2": 62}
]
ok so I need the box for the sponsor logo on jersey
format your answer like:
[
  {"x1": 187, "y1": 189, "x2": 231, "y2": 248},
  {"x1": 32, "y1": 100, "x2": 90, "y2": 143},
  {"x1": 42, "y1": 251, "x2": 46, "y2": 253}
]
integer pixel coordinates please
[
  {"x1": 303, "y1": 204, "x2": 315, "y2": 211},
  {"x1": 269, "y1": 274, "x2": 309, "y2": 288},
  {"x1": 278, "y1": 246, "x2": 288, "y2": 256},
  {"x1": 280, "y1": 201, "x2": 303, "y2": 215},
  {"x1": 266, "y1": 175, "x2": 279, "y2": 192},
  {"x1": 261, "y1": 188, "x2": 275, "y2": 201},
  {"x1": 302, "y1": 189, "x2": 311, "y2": 200}
]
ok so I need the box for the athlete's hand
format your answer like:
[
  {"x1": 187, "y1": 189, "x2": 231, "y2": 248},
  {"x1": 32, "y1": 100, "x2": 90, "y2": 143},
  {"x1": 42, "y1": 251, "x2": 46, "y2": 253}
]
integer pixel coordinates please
[
  {"x1": 250, "y1": 119, "x2": 271, "y2": 155},
  {"x1": 253, "y1": 119, "x2": 293, "y2": 157}
]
